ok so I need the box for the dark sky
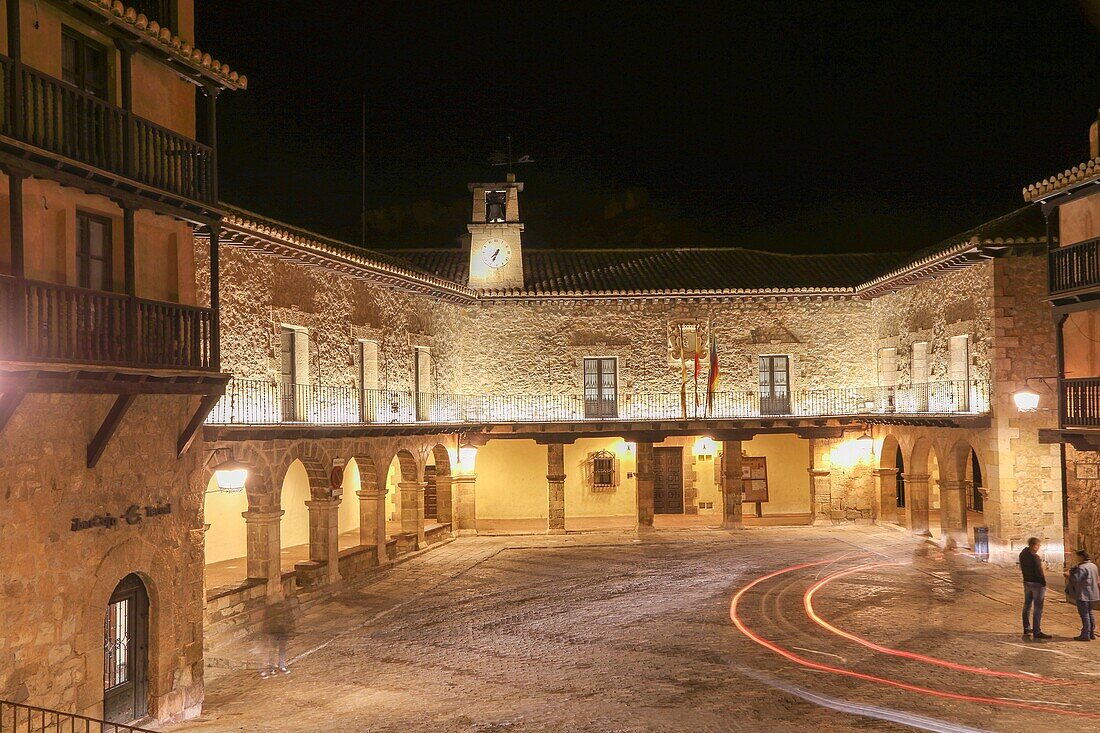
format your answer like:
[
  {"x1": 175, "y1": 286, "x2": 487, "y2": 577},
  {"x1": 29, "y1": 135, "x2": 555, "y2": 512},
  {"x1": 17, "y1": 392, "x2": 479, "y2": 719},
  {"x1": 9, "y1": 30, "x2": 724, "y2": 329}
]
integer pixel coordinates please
[{"x1": 197, "y1": 1, "x2": 1100, "y2": 254}]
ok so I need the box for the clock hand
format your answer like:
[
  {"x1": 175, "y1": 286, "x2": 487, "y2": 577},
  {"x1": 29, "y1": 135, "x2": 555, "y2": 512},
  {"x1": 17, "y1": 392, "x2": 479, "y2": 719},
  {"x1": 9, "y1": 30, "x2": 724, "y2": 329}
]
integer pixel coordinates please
[{"x1": 491, "y1": 249, "x2": 500, "y2": 261}]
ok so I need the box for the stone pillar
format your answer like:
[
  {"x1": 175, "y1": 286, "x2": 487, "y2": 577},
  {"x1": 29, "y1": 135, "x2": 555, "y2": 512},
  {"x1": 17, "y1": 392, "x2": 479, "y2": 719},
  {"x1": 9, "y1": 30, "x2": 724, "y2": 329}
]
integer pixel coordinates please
[
  {"x1": 939, "y1": 479, "x2": 968, "y2": 549},
  {"x1": 902, "y1": 473, "x2": 932, "y2": 536},
  {"x1": 357, "y1": 488, "x2": 388, "y2": 565},
  {"x1": 399, "y1": 481, "x2": 425, "y2": 549},
  {"x1": 243, "y1": 508, "x2": 284, "y2": 596},
  {"x1": 873, "y1": 468, "x2": 899, "y2": 524},
  {"x1": 452, "y1": 474, "x2": 477, "y2": 535},
  {"x1": 306, "y1": 498, "x2": 342, "y2": 583},
  {"x1": 436, "y1": 473, "x2": 453, "y2": 525},
  {"x1": 547, "y1": 443, "x2": 566, "y2": 534},
  {"x1": 721, "y1": 441, "x2": 744, "y2": 529},
  {"x1": 635, "y1": 441, "x2": 655, "y2": 530},
  {"x1": 809, "y1": 469, "x2": 832, "y2": 526}
]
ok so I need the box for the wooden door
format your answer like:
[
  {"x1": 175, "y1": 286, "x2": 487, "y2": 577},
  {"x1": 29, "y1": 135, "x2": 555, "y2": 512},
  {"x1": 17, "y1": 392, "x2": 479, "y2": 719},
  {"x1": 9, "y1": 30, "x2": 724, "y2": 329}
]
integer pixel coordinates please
[
  {"x1": 104, "y1": 574, "x2": 148, "y2": 725},
  {"x1": 583, "y1": 358, "x2": 617, "y2": 418},
  {"x1": 279, "y1": 327, "x2": 298, "y2": 421},
  {"x1": 423, "y1": 464, "x2": 438, "y2": 520},
  {"x1": 653, "y1": 447, "x2": 684, "y2": 514}
]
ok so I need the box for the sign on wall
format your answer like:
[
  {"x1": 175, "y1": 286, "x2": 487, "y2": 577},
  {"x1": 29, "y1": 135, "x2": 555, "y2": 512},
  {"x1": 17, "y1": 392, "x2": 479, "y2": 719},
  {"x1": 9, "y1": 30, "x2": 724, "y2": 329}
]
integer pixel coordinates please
[{"x1": 71, "y1": 502, "x2": 171, "y2": 532}]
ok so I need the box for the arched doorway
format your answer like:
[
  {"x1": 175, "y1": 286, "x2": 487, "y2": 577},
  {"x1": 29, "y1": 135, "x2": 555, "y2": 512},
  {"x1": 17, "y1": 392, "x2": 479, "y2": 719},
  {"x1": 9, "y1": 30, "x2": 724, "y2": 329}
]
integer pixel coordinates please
[
  {"x1": 104, "y1": 574, "x2": 149, "y2": 724},
  {"x1": 966, "y1": 448, "x2": 984, "y2": 514},
  {"x1": 877, "y1": 434, "x2": 904, "y2": 525},
  {"x1": 280, "y1": 459, "x2": 312, "y2": 572},
  {"x1": 895, "y1": 445, "x2": 906, "y2": 511},
  {"x1": 425, "y1": 444, "x2": 453, "y2": 524}
]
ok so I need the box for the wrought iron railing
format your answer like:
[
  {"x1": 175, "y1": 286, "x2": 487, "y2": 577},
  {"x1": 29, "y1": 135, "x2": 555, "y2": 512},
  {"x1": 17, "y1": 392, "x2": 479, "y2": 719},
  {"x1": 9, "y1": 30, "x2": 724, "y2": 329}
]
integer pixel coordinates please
[
  {"x1": 0, "y1": 276, "x2": 214, "y2": 370},
  {"x1": 206, "y1": 379, "x2": 989, "y2": 426},
  {"x1": 0, "y1": 52, "x2": 214, "y2": 204},
  {"x1": 1050, "y1": 238, "x2": 1100, "y2": 294},
  {"x1": 1063, "y1": 377, "x2": 1100, "y2": 428},
  {"x1": 0, "y1": 699, "x2": 157, "y2": 733}
]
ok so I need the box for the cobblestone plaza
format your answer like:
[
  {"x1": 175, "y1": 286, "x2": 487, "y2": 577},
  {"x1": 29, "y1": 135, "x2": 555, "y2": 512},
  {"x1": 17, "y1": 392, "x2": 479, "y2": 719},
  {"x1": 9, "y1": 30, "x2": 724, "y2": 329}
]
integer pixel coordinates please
[{"x1": 178, "y1": 527, "x2": 1100, "y2": 733}]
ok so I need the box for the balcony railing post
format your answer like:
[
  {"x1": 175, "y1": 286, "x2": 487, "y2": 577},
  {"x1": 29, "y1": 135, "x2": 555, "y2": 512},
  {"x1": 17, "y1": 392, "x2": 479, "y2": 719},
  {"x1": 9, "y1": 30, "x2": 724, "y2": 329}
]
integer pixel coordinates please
[
  {"x1": 122, "y1": 207, "x2": 138, "y2": 362},
  {"x1": 116, "y1": 40, "x2": 136, "y2": 179}
]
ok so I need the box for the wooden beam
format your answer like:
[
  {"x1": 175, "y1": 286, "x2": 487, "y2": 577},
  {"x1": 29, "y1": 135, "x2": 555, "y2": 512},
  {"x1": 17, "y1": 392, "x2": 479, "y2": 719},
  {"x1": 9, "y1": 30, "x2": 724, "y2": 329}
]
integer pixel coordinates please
[
  {"x1": 176, "y1": 393, "x2": 221, "y2": 458},
  {"x1": 87, "y1": 395, "x2": 136, "y2": 468},
  {"x1": 0, "y1": 392, "x2": 25, "y2": 436}
]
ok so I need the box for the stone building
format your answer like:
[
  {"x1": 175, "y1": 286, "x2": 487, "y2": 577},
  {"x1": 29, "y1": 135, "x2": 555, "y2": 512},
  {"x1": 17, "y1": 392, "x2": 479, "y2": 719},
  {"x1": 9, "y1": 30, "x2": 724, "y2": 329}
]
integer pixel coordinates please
[
  {"x1": 197, "y1": 174, "x2": 1061, "y2": 667},
  {"x1": 0, "y1": 0, "x2": 243, "y2": 727},
  {"x1": 1026, "y1": 112, "x2": 1100, "y2": 563}
]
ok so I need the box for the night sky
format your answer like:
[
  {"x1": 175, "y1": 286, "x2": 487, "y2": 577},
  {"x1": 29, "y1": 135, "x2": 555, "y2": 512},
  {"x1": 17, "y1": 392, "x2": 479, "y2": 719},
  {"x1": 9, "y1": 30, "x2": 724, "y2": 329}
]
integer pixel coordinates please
[{"x1": 197, "y1": 1, "x2": 1100, "y2": 254}]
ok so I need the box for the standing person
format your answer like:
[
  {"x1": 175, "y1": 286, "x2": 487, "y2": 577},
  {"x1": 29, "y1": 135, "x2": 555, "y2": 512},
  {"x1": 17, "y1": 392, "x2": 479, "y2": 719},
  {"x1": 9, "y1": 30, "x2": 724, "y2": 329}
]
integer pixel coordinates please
[
  {"x1": 1019, "y1": 537, "x2": 1051, "y2": 640},
  {"x1": 1068, "y1": 550, "x2": 1100, "y2": 642},
  {"x1": 260, "y1": 596, "x2": 295, "y2": 677}
]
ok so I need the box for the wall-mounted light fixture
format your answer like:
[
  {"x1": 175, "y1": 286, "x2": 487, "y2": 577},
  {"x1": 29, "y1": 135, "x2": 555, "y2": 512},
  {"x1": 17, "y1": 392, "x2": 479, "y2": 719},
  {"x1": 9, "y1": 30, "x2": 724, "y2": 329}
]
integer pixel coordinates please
[
  {"x1": 206, "y1": 448, "x2": 249, "y2": 493},
  {"x1": 457, "y1": 435, "x2": 479, "y2": 474},
  {"x1": 1012, "y1": 376, "x2": 1058, "y2": 413}
]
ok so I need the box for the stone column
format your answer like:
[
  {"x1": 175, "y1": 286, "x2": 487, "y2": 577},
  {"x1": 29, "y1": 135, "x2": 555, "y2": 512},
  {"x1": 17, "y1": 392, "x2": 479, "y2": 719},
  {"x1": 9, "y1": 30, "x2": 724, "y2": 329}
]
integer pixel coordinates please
[
  {"x1": 357, "y1": 487, "x2": 388, "y2": 565},
  {"x1": 547, "y1": 443, "x2": 567, "y2": 534},
  {"x1": 809, "y1": 469, "x2": 832, "y2": 525},
  {"x1": 902, "y1": 473, "x2": 932, "y2": 536},
  {"x1": 436, "y1": 473, "x2": 453, "y2": 525},
  {"x1": 939, "y1": 479, "x2": 968, "y2": 549},
  {"x1": 243, "y1": 508, "x2": 284, "y2": 596},
  {"x1": 399, "y1": 481, "x2": 425, "y2": 549},
  {"x1": 452, "y1": 474, "x2": 478, "y2": 535},
  {"x1": 873, "y1": 468, "x2": 899, "y2": 524},
  {"x1": 635, "y1": 441, "x2": 655, "y2": 530},
  {"x1": 721, "y1": 441, "x2": 744, "y2": 529},
  {"x1": 306, "y1": 498, "x2": 341, "y2": 583}
]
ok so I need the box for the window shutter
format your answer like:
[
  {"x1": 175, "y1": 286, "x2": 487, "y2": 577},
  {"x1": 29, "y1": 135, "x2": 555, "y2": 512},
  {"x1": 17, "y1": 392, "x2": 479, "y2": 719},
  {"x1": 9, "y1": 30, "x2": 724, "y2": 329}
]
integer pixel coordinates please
[
  {"x1": 294, "y1": 329, "x2": 311, "y2": 386},
  {"x1": 360, "y1": 340, "x2": 379, "y2": 391}
]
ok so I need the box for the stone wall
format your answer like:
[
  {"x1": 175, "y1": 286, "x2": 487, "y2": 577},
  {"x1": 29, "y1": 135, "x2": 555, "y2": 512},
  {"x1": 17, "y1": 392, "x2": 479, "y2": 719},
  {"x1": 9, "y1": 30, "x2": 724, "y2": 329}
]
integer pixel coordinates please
[
  {"x1": 0, "y1": 393, "x2": 207, "y2": 722},
  {"x1": 1065, "y1": 445, "x2": 1100, "y2": 559},
  {"x1": 210, "y1": 241, "x2": 466, "y2": 394},
  {"x1": 459, "y1": 297, "x2": 876, "y2": 398}
]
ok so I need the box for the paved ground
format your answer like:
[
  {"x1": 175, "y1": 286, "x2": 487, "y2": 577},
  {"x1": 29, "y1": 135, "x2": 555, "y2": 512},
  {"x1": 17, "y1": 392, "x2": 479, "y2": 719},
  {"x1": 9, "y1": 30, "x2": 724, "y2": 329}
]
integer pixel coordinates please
[{"x1": 176, "y1": 526, "x2": 1100, "y2": 733}]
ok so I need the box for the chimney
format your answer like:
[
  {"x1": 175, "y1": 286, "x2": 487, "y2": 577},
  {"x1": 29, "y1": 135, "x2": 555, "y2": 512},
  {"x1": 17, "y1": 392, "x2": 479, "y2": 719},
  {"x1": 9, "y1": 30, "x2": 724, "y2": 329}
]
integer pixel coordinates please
[{"x1": 1092, "y1": 109, "x2": 1099, "y2": 159}]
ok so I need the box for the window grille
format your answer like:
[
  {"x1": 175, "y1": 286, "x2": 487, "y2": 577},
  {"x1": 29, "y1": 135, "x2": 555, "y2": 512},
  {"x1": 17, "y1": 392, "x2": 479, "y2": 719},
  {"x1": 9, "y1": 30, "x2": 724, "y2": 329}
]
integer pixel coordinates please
[
  {"x1": 585, "y1": 450, "x2": 618, "y2": 491},
  {"x1": 104, "y1": 597, "x2": 131, "y2": 690}
]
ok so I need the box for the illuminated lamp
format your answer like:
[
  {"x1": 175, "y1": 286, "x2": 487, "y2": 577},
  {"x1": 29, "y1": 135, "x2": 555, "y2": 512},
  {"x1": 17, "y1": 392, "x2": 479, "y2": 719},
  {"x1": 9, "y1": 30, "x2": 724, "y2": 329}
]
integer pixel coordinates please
[
  {"x1": 1012, "y1": 389, "x2": 1041, "y2": 413},
  {"x1": 458, "y1": 440, "x2": 478, "y2": 474},
  {"x1": 856, "y1": 431, "x2": 873, "y2": 451},
  {"x1": 212, "y1": 458, "x2": 249, "y2": 493},
  {"x1": 692, "y1": 436, "x2": 717, "y2": 457}
]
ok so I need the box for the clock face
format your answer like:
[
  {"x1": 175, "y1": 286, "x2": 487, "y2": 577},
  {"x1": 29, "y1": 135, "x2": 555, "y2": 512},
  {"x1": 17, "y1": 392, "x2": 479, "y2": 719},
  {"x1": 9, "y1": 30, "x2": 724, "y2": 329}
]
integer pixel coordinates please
[{"x1": 479, "y1": 239, "x2": 512, "y2": 269}]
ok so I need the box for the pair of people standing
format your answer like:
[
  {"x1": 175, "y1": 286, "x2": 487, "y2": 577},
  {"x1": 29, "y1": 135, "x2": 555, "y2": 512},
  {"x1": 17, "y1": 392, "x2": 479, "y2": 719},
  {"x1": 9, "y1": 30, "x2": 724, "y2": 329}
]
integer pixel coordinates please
[{"x1": 1018, "y1": 537, "x2": 1099, "y2": 641}]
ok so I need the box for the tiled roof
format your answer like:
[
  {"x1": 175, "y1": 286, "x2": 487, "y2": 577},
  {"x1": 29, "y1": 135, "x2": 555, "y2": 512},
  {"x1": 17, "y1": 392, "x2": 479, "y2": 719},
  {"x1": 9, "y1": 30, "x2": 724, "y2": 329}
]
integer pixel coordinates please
[
  {"x1": 396, "y1": 248, "x2": 901, "y2": 294},
  {"x1": 78, "y1": 0, "x2": 246, "y2": 90},
  {"x1": 393, "y1": 204, "x2": 1046, "y2": 297},
  {"x1": 1023, "y1": 156, "x2": 1100, "y2": 202}
]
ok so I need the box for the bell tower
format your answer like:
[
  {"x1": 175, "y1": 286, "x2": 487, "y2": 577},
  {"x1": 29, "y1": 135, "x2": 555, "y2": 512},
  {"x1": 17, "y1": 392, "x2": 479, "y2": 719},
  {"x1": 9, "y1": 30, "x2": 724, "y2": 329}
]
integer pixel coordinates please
[{"x1": 467, "y1": 173, "x2": 524, "y2": 290}]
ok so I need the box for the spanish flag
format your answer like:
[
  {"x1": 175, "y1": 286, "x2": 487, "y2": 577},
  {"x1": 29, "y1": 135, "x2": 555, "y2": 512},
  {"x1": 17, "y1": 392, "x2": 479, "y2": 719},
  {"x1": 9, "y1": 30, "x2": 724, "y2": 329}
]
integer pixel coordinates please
[{"x1": 706, "y1": 337, "x2": 719, "y2": 416}]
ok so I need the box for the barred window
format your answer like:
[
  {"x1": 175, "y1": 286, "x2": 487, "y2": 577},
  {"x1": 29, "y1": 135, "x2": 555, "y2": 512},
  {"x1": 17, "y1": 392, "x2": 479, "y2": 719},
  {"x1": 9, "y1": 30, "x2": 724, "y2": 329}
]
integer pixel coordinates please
[{"x1": 586, "y1": 450, "x2": 618, "y2": 491}]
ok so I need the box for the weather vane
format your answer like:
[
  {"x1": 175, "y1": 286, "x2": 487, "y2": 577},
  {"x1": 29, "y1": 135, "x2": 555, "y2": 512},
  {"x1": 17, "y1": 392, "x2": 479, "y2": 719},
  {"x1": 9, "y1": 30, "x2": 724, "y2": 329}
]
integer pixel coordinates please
[{"x1": 488, "y1": 134, "x2": 534, "y2": 170}]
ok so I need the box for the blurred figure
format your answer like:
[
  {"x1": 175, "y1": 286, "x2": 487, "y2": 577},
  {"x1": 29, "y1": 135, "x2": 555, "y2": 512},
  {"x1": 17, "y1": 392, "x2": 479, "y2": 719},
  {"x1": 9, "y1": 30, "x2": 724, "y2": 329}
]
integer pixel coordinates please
[
  {"x1": 260, "y1": 596, "x2": 295, "y2": 677},
  {"x1": 1067, "y1": 549, "x2": 1100, "y2": 642},
  {"x1": 1019, "y1": 537, "x2": 1050, "y2": 640}
]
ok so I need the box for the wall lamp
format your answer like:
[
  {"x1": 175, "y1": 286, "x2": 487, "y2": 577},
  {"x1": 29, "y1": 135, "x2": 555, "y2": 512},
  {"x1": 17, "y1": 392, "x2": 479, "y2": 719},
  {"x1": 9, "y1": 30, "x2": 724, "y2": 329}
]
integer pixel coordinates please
[
  {"x1": 206, "y1": 448, "x2": 249, "y2": 493},
  {"x1": 1013, "y1": 376, "x2": 1058, "y2": 413}
]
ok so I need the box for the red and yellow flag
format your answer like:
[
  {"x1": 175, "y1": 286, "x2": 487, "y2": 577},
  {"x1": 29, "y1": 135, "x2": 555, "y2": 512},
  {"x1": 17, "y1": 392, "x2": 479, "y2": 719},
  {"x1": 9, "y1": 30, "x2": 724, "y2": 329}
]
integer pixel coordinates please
[
  {"x1": 679, "y1": 324, "x2": 688, "y2": 419},
  {"x1": 693, "y1": 324, "x2": 702, "y2": 413},
  {"x1": 706, "y1": 336, "x2": 720, "y2": 416}
]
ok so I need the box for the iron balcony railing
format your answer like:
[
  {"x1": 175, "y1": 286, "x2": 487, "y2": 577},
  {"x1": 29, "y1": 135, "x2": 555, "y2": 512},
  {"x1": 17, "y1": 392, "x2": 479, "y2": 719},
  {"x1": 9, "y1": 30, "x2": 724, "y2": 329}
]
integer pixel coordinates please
[
  {"x1": 206, "y1": 378, "x2": 989, "y2": 426},
  {"x1": 1049, "y1": 238, "x2": 1100, "y2": 295},
  {"x1": 0, "y1": 699, "x2": 157, "y2": 733},
  {"x1": 0, "y1": 53, "x2": 215, "y2": 204},
  {"x1": 0, "y1": 276, "x2": 214, "y2": 370},
  {"x1": 1062, "y1": 377, "x2": 1100, "y2": 428}
]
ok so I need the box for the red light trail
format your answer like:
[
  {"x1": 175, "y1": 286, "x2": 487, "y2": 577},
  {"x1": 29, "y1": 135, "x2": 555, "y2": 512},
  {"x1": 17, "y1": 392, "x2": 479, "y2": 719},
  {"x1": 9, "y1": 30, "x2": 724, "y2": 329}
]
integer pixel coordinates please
[
  {"x1": 729, "y1": 561, "x2": 1100, "y2": 720},
  {"x1": 803, "y1": 561, "x2": 1070, "y2": 685}
]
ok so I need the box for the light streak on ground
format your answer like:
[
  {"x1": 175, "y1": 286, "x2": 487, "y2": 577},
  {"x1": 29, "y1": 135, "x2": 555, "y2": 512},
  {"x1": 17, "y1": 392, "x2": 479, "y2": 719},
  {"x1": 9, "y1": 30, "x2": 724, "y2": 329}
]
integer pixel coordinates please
[
  {"x1": 729, "y1": 562, "x2": 1100, "y2": 720},
  {"x1": 728, "y1": 661, "x2": 996, "y2": 733},
  {"x1": 803, "y1": 562, "x2": 1071, "y2": 685}
]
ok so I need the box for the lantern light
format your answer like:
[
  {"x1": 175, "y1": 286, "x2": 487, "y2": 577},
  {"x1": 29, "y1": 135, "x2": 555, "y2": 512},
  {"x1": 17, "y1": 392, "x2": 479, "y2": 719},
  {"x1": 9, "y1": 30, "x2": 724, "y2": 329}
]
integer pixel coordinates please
[
  {"x1": 213, "y1": 458, "x2": 248, "y2": 492},
  {"x1": 1013, "y1": 389, "x2": 1042, "y2": 413},
  {"x1": 458, "y1": 441, "x2": 478, "y2": 474}
]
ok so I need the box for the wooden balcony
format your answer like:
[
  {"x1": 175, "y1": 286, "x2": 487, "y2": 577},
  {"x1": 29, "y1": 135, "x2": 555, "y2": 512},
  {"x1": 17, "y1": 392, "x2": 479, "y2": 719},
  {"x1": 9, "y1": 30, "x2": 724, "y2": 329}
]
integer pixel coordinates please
[
  {"x1": 1062, "y1": 377, "x2": 1100, "y2": 428},
  {"x1": 0, "y1": 276, "x2": 214, "y2": 371},
  {"x1": 0, "y1": 53, "x2": 214, "y2": 205},
  {"x1": 1049, "y1": 238, "x2": 1100, "y2": 304}
]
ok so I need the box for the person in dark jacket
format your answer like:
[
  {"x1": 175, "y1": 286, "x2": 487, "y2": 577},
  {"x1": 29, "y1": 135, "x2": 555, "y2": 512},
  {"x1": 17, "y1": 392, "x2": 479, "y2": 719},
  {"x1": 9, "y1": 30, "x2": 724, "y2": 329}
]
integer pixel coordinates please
[
  {"x1": 1019, "y1": 537, "x2": 1051, "y2": 640},
  {"x1": 1068, "y1": 549, "x2": 1100, "y2": 642}
]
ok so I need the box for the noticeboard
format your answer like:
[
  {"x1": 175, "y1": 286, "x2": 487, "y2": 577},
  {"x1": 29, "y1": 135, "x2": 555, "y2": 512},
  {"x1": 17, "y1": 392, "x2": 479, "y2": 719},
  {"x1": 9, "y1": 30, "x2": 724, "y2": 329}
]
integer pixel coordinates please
[{"x1": 741, "y1": 456, "x2": 769, "y2": 504}]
